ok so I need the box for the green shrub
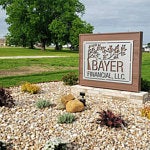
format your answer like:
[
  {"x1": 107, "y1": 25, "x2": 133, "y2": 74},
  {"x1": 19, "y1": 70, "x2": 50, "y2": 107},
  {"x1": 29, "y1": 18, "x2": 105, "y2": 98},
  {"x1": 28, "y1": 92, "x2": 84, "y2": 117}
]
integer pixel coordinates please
[
  {"x1": 57, "y1": 113, "x2": 75, "y2": 124},
  {"x1": 36, "y1": 100, "x2": 52, "y2": 109},
  {"x1": 21, "y1": 82, "x2": 40, "y2": 94},
  {"x1": 141, "y1": 78, "x2": 150, "y2": 92},
  {"x1": 62, "y1": 72, "x2": 78, "y2": 85}
]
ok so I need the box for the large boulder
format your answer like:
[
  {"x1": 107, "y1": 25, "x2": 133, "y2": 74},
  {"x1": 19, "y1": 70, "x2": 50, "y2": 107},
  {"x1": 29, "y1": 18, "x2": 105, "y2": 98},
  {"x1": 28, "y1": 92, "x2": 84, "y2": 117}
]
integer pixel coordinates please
[
  {"x1": 61, "y1": 93, "x2": 75, "y2": 105},
  {"x1": 66, "y1": 99, "x2": 84, "y2": 113}
]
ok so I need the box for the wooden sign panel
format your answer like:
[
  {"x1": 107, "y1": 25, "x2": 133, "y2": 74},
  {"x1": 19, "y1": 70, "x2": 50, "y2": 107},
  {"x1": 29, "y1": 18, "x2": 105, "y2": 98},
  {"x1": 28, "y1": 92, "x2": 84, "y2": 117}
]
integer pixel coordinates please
[{"x1": 79, "y1": 32, "x2": 143, "y2": 92}]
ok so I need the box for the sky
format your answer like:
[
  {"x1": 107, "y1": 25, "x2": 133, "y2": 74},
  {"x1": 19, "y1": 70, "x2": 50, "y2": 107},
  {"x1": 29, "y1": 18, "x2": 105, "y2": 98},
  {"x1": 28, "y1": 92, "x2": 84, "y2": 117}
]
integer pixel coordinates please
[
  {"x1": 80, "y1": 0, "x2": 150, "y2": 44},
  {"x1": 0, "y1": 0, "x2": 150, "y2": 44},
  {"x1": 0, "y1": 6, "x2": 8, "y2": 38}
]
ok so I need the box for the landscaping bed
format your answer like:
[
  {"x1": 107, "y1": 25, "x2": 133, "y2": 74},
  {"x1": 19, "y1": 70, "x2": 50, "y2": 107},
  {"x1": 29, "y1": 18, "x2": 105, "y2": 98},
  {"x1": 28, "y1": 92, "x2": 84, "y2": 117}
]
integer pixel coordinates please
[{"x1": 0, "y1": 82, "x2": 150, "y2": 149}]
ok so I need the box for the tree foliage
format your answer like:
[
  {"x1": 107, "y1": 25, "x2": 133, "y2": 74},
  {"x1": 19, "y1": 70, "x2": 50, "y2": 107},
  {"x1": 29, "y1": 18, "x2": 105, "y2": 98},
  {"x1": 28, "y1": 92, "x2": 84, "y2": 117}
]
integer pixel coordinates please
[
  {"x1": 70, "y1": 17, "x2": 94, "y2": 50},
  {"x1": 0, "y1": 0, "x2": 94, "y2": 50},
  {"x1": 147, "y1": 43, "x2": 150, "y2": 48}
]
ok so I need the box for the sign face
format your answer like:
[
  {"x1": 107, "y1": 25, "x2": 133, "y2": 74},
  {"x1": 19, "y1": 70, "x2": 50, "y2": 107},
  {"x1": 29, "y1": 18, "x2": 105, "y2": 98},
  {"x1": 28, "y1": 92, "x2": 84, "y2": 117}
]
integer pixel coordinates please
[{"x1": 83, "y1": 40, "x2": 133, "y2": 84}]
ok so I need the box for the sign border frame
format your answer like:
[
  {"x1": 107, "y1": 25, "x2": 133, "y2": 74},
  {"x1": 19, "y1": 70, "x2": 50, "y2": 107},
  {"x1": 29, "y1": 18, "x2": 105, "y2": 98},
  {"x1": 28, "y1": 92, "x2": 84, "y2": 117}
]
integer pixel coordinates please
[{"x1": 79, "y1": 32, "x2": 143, "y2": 92}]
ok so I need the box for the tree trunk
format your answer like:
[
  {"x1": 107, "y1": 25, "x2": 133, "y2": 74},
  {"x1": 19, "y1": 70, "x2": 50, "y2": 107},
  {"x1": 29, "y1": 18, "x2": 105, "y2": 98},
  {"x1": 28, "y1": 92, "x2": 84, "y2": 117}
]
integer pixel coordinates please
[
  {"x1": 55, "y1": 42, "x2": 62, "y2": 50},
  {"x1": 29, "y1": 41, "x2": 34, "y2": 49},
  {"x1": 22, "y1": 42, "x2": 26, "y2": 48},
  {"x1": 41, "y1": 40, "x2": 46, "y2": 51},
  {"x1": 55, "y1": 42, "x2": 59, "y2": 50}
]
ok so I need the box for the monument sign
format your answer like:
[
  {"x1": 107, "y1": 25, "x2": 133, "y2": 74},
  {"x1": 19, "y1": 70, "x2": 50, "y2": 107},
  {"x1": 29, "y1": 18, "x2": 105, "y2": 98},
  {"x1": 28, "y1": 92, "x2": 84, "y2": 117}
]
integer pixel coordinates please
[{"x1": 79, "y1": 32, "x2": 143, "y2": 92}]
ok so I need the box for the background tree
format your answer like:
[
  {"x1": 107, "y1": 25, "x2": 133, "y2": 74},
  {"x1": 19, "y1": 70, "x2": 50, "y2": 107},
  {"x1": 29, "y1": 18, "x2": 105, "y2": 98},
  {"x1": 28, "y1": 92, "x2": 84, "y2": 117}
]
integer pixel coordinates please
[
  {"x1": 4, "y1": 0, "x2": 38, "y2": 48},
  {"x1": 48, "y1": 0, "x2": 87, "y2": 50},
  {"x1": 69, "y1": 17, "x2": 94, "y2": 50},
  {"x1": 147, "y1": 43, "x2": 150, "y2": 48},
  {"x1": 0, "y1": 0, "x2": 13, "y2": 9},
  {"x1": 49, "y1": 19, "x2": 68, "y2": 50},
  {"x1": 1, "y1": 0, "x2": 93, "y2": 50}
]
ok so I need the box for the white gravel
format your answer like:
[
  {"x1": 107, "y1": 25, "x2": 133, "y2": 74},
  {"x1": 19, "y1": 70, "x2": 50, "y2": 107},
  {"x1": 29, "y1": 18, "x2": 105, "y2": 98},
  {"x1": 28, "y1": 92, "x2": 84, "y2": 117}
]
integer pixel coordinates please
[{"x1": 0, "y1": 82, "x2": 150, "y2": 150}]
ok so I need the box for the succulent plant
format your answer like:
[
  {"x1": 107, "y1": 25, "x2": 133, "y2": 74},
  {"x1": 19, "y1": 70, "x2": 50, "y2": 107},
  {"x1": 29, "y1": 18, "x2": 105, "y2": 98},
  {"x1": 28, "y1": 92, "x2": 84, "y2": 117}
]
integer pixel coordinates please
[
  {"x1": 57, "y1": 113, "x2": 76, "y2": 124},
  {"x1": 43, "y1": 138, "x2": 68, "y2": 150},
  {"x1": 0, "y1": 141, "x2": 7, "y2": 150},
  {"x1": 36, "y1": 100, "x2": 52, "y2": 109}
]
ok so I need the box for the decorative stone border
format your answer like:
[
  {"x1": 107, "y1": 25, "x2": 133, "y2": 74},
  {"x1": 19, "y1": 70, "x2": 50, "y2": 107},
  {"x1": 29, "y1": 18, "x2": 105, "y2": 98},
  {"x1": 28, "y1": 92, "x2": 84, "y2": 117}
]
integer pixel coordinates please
[{"x1": 71, "y1": 85, "x2": 148, "y2": 105}]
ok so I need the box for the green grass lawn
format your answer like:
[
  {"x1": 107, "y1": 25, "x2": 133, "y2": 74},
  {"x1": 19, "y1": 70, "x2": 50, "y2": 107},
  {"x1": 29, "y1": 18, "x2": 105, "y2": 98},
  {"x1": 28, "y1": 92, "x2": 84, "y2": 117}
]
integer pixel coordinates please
[
  {"x1": 0, "y1": 47, "x2": 149, "y2": 87},
  {"x1": 0, "y1": 47, "x2": 79, "y2": 87},
  {"x1": 142, "y1": 52, "x2": 150, "y2": 81},
  {"x1": 0, "y1": 57, "x2": 78, "y2": 70},
  {"x1": 0, "y1": 47, "x2": 78, "y2": 57}
]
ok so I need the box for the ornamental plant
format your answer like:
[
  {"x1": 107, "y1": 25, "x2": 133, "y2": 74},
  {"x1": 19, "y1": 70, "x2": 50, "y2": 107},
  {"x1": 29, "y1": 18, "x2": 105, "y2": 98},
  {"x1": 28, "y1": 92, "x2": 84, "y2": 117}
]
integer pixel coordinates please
[
  {"x1": 62, "y1": 72, "x2": 78, "y2": 85},
  {"x1": 21, "y1": 82, "x2": 40, "y2": 94},
  {"x1": 36, "y1": 100, "x2": 52, "y2": 109},
  {"x1": 0, "y1": 141, "x2": 7, "y2": 150},
  {"x1": 57, "y1": 113, "x2": 76, "y2": 124},
  {"x1": 0, "y1": 87, "x2": 15, "y2": 107},
  {"x1": 96, "y1": 110, "x2": 127, "y2": 128},
  {"x1": 43, "y1": 138, "x2": 68, "y2": 150},
  {"x1": 141, "y1": 106, "x2": 150, "y2": 120}
]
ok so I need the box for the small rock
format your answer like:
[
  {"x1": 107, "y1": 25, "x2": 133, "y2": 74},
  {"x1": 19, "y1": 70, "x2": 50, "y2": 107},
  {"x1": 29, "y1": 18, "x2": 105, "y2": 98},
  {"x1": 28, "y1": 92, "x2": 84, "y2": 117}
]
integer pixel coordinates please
[{"x1": 93, "y1": 147, "x2": 100, "y2": 150}]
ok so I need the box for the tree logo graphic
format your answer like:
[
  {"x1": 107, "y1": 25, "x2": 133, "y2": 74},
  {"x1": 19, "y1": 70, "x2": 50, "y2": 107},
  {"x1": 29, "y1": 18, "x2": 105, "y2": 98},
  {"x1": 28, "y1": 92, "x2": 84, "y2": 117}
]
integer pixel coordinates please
[{"x1": 87, "y1": 43, "x2": 127, "y2": 70}]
